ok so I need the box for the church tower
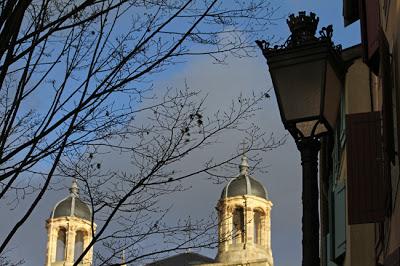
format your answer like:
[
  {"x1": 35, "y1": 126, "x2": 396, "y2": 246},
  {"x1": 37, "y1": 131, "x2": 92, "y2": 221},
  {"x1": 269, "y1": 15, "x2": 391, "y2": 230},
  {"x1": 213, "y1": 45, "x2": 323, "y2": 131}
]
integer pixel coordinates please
[
  {"x1": 215, "y1": 154, "x2": 273, "y2": 266},
  {"x1": 45, "y1": 180, "x2": 96, "y2": 266}
]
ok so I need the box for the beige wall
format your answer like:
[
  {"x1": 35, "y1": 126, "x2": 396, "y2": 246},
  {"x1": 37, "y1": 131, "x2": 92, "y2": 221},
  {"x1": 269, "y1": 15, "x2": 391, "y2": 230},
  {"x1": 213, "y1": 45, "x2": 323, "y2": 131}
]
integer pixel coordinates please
[
  {"x1": 341, "y1": 58, "x2": 376, "y2": 266},
  {"x1": 382, "y1": 0, "x2": 400, "y2": 258}
]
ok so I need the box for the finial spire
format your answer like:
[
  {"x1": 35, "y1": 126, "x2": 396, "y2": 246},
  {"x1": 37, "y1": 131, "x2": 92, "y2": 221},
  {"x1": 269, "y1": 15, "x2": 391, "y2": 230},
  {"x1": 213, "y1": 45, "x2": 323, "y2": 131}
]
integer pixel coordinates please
[
  {"x1": 239, "y1": 140, "x2": 249, "y2": 176},
  {"x1": 70, "y1": 178, "x2": 79, "y2": 197}
]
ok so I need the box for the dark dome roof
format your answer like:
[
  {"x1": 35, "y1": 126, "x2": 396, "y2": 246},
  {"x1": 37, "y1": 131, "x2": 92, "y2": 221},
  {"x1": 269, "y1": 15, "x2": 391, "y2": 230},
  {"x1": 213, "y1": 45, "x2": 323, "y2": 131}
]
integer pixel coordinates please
[
  {"x1": 52, "y1": 196, "x2": 92, "y2": 221},
  {"x1": 51, "y1": 180, "x2": 92, "y2": 221},
  {"x1": 220, "y1": 154, "x2": 268, "y2": 199},
  {"x1": 146, "y1": 252, "x2": 214, "y2": 265},
  {"x1": 221, "y1": 174, "x2": 268, "y2": 199}
]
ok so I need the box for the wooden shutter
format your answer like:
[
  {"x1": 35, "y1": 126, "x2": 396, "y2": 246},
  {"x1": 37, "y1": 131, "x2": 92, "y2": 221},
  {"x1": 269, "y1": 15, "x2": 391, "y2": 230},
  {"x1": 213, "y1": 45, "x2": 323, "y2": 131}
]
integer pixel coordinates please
[
  {"x1": 326, "y1": 234, "x2": 338, "y2": 266},
  {"x1": 346, "y1": 112, "x2": 387, "y2": 224},
  {"x1": 343, "y1": 0, "x2": 359, "y2": 26},
  {"x1": 334, "y1": 183, "x2": 346, "y2": 259},
  {"x1": 381, "y1": 31, "x2": 395, "y2": 163},
  {"x1": 359, "y1": 0, "x2": 380, "y2": 73}
]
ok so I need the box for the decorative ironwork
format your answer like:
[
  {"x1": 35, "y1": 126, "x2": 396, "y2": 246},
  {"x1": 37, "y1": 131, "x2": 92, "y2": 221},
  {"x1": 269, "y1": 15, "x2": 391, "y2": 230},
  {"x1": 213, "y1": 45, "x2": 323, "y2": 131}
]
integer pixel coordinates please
[
  {"x1": 256, "y1": 11, "x2": 342, "y2": 55},
  {"x1": 287, "y1": 11, "x2": 319, "y2": 46},
  {"x1": 319, "y1": 25, "x2": 333, "y2": 39}
]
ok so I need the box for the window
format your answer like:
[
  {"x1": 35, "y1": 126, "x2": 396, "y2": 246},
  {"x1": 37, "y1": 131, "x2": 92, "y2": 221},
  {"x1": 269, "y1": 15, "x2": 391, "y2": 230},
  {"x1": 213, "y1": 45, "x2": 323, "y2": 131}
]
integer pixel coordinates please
[
  {"x1": 254, "y1": 210, "x2": 262, "y2": 244},
  {"x1": 74, "y1": 231, "x2": 85, "y2": 262},
  {"x1": 232, "y1": 207, "x2": 244, "y2": 244},
  {"x1": 346, "y1": 112, "x2": 388, "y2": 224},
  {"x1": 56, "y1": 228, "x2": 66, "y2": 261}
]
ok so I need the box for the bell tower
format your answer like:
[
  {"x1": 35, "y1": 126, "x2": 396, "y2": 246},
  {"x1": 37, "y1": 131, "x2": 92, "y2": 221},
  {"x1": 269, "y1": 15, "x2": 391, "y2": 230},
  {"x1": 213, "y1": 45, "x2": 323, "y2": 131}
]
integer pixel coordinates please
[
  {"x1": 45, "y1": 180, "x2": 96, "y2": 266},
  {"x1": 215, "y1": 155, "x2": 273, "y2": 266}
]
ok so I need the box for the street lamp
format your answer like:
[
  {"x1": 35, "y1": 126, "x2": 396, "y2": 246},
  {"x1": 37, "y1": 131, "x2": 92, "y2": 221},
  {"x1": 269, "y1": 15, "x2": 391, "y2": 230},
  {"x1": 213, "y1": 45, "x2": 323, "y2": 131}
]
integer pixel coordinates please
[{"x1": 256, "y1": 12, "x2": 344, "y2": 266}]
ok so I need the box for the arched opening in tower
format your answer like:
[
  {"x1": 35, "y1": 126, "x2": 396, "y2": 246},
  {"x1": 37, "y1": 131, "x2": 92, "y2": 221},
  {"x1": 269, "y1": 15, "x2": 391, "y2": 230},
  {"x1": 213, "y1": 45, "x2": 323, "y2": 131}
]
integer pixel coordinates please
[
  {"x1": 254, "y1": 210, "x2": 263, "y2": 245},
  {"x1": 74, "y1": 230, "x2": 85, "y2": 262},
  {"x1": 56, "y1": 228, "x2": 67, "y2": 261},
  {"x1": 232, "y1": 207, "x2": 244, "y2": 244}
]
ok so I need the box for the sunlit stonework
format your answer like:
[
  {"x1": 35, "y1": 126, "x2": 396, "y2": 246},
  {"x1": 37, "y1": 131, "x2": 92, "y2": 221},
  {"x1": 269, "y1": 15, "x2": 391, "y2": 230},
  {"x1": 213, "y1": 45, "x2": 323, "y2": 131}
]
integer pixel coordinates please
[
  {"x1": 45, "y1": 155, "x2": 273, "y2": 266},
  {"x1": 45, "y1": 180, "x2": 96, "y2": 266},
  {"x1": 201, "y1": 154, "x2": 274, "y2": 266}
]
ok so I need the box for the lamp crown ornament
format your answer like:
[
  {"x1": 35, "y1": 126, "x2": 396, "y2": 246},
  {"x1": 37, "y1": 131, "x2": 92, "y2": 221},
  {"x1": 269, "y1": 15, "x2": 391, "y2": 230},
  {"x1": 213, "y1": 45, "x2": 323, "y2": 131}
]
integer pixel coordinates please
[
  {"x1": 256, "y1": 11, "x2": 340, "y2": 54},
  {"x1": 287, "y1": 11, "x2": 319, "y2": 46}
]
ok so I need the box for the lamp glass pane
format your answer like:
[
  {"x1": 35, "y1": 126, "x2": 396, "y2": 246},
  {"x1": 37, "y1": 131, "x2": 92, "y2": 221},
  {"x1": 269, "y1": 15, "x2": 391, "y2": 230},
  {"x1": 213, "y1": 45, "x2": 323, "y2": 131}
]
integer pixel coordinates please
[
  {"x1": 323, "y1": 62, "x2": 341, "y2": 130},
  {"x1": 296, "y1": 120, "x2": 328, "y2": 137},
  {"x1": 315, "y1": 122, "x2": 328, "y2": 135},
  {"x1": 272, "y1": 59, "x2": 325, "y2": 122}
]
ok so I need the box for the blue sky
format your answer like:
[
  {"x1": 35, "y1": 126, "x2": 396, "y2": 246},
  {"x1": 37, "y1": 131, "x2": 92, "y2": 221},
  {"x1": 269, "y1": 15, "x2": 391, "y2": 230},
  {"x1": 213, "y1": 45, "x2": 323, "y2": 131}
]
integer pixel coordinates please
[
  {"x1": 138, "y1": 1, "x2": 361, "y2": 264},
  {"x1": 0, "y1": 1, "x2": 361, "y2": 265},
  {"x1": 154, "y1": 1, "x2": 361, "y2": 264}
]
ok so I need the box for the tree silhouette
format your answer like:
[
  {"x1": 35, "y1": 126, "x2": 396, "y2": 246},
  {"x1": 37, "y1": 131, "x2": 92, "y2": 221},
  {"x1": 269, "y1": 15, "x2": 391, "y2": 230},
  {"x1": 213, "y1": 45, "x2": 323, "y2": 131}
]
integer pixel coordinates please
[{"x1": 0, "y1": 1, "x2": 280, "y2": 264}]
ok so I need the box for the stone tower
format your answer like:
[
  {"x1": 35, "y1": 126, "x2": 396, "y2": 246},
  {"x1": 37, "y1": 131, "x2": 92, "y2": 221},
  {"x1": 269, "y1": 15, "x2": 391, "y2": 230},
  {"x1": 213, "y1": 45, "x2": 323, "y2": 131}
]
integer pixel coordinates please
[
  {"x1": 45, "y1": 180, "x2": 96, "y2": 266},
  {"x1": 215, "y1": 154, "x2": 273, "y2": 266}
]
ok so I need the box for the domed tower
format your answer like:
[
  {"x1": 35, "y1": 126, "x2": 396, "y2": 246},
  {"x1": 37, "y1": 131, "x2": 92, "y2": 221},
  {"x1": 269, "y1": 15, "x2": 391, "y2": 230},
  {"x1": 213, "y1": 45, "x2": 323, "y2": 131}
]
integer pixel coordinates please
[
  {"x1": 216, "y1": 155, "x2": 273, "y2": 266},
  {"x1": 45, "y1": 180, "x2": 96, "y2": 266}
]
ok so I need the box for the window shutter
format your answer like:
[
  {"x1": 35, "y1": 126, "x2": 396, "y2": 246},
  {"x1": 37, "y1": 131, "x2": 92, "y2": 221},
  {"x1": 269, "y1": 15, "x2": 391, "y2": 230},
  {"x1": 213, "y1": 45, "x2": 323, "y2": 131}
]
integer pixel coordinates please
[
  {"x1": 339, "y1": 94, "x2": 346, "y2": 149},
  {"x1": 380, "y1": 31, "x2": 395, "y2": 163},
  {"x1": 359, "y1": 0, "x2": 380, "y2": 73},
  {"x1": 343, "y1": 0, "x2": 359, "y2": 26},
  {"x1": 395, "y1": 45, "x2": 400, "y2": 168},
  {"x1": 326, "y1": 234, "x2": 338, "y2": 266},
  {"x1": 334, "y1": 183, "x2": 346, "y2": 259},
  {"x1": 328, "y1": 180, "x2": 335, "y2": 261},
  {"x1": 332, "y1": 130, "x2": 340, "y2": 180},
  {"x1": 346, "y1": 112, "x2": 387, "y2": 224}
]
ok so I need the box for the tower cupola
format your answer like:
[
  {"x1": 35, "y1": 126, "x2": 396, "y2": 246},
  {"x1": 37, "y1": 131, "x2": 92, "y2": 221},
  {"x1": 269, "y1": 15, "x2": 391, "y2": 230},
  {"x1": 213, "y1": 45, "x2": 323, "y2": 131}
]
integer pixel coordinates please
[
  {"x1": 45, "y1": 179, "x2": 96, "y2": 266},
  {"x1": 215, "y1": 154, "x2": 274, "y2": 266}
]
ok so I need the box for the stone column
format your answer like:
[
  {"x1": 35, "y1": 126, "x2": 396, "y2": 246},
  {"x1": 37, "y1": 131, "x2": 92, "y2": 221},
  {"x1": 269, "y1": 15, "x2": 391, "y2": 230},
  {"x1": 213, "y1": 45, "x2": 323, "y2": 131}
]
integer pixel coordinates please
[
  {"x1": 264, "y1": 208, "x2": 270, "y2": 249},
  {"x1": 219, "y1": 204, "x2": 228, "y2": 252},
  {"x1": 51, "y1": 227, "x2": 58, "y2": 263},
  {"x1": 217, "y1": 205, "x2": 222, "y2": 253},
  {"x1": 66, "y1": 228, "x2": 76, "y2": 264},
  {"x1": 83, "y1": 230, "x2": 92, "y2": 265},
  {"x1": 263, "y1": 207, "x2": 272, "y2": 254},
  {"x1": 223, "y1": 205, "x2": 231, "y2": 251},
  {"x1": 46, "y1": 224, "x2": 57, "y2": 265},
  {"x1": 246, "y1": 207, "x2": 254, "y2": 245}
]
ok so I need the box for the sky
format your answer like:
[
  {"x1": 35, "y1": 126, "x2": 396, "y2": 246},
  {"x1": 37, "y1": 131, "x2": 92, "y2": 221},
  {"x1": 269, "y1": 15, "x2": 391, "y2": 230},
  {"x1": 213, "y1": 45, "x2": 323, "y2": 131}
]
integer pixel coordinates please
[{"x1": 0, "y1": 1, "x2": 361, "y2": 265}]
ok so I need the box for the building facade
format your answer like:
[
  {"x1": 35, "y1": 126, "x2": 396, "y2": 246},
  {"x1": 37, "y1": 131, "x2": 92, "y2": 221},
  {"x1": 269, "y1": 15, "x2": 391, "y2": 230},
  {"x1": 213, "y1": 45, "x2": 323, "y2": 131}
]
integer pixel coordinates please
[{"x1": 320, "y1": 0, "x2": 400, "y2": 265}]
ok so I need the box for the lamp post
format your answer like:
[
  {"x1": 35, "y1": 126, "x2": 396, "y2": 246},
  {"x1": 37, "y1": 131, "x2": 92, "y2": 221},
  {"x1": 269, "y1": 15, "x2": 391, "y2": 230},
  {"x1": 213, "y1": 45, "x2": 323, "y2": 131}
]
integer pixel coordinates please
[{"x1": 256, "y1": 12, "x2": 344, "y2": 266}]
